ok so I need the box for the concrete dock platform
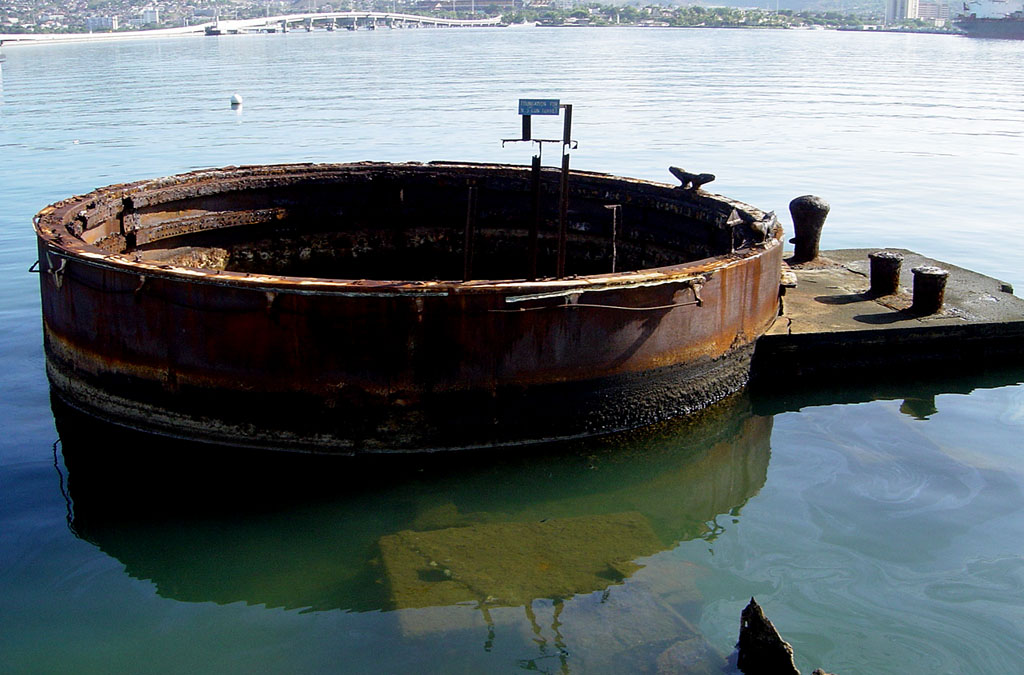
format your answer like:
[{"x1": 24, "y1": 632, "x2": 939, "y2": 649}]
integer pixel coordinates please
[{"x1": 751, "y1": 249, "x2": 1024, "y2": 383}]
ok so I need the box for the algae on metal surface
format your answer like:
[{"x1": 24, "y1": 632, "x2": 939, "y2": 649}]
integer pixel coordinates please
[{"x1": 379, "y1": 512, "x2": 662, "y2": 609}]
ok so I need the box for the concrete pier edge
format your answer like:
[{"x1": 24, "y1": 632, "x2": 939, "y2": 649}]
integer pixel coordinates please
[{"x1": 751, "y1": 248, "x2": 1024, "y2": 385}]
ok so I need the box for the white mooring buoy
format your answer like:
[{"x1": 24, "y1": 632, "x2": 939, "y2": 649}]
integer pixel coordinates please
[{"x1": 230, "y1": 93, "x2": 243, "y2": 107}]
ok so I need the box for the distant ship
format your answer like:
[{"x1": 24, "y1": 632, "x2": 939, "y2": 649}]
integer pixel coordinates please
[{"x1": 956, "y1": 0, "x2": 1024, "y2": 38}]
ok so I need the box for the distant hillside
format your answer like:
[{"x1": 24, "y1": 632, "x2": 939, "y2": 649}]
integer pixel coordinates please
[
  {"x1": 717, "y1": 0, "x2": 883, "y2": 13},
  {"x1": 610, "y1": 0, "x2": 885, "y2": 16}
]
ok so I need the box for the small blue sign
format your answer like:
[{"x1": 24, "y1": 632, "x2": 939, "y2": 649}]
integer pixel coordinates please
[{"x1": 518, "y1": 99, "x2": 560, "y2": 116}]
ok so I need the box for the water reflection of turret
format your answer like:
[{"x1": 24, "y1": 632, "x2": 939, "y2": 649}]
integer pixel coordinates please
[
  {"x1": 57, "y1": 390, "x2": 770, "y2": 608},
  {"x1": 751, "y1": 363, "x2": 1024, "y2": 417},
  {"x1": 55, "y1": 391, "x2": 771, "y2": 671}
]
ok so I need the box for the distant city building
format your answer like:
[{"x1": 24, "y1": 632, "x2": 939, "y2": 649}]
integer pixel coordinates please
[
  {"x1": 86, "y1": 15, "x2": 119, "y2": 31},
  {"x1": 141, "y1": 8, "x2": 160, "y2": 24},
  {"x1": 916, "y1": 1, "x2": 950, "y2": 19},
  {"x1": 414, "y1": 0, "x2": 514, "y2": 9},
  {"x1": 885, "y1": 0, "x2": 920, "y2": 22}
]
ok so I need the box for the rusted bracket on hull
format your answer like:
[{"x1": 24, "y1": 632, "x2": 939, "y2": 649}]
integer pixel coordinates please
[
  {"x1": 45, "y1": 251, "x2": 67, "y2": 289},
  {"x1": 720, "y1": 208, "x2": 778, "y2": 253},
  {"x1": 690, "y1": 280, "x2": 704, "y2": 307},
  {"x1": 724, "y1": 209, "x2": 744, "y2": 254}
]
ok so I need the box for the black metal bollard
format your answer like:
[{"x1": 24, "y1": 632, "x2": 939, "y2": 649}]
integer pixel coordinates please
[
  {"x1": 868, "y1": 250, "x2": 903, "y2": 297},
  {"x1": 788, "y1": 195, "x2": 830, "y2": 263},
  {"x1": 911, "y1": 266, "x2": 949, "y2": 315}
]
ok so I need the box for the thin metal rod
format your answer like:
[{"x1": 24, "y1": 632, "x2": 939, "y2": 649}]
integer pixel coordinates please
[
  {"x1": 487, "y1": 299, "x2": 702, "y2": 314},
  {"x1": 561, "y1": 104, "x2": 572, "y2": 145},
  {"x1": 606, "y1": 204, "x2": 620, "y2": 274},
  {"x1": 556, "y1": 104, "x2": 572, "y2": 279},
  {"x1": 463, "y1": 186, "x2": 478, "y2": 282},
  {"x1": 528, "y1": 155, "x2": 541, "y2": 282},
  {"x1": 522, "y1": 114, "x2": 532, "y2": 141},
  {"x1": 557, "y1": 152, "x2": 569, "y2": 279}
]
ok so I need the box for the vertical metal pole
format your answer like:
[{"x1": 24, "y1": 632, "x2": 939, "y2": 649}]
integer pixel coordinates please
[
  {"x1": 557, "y1": 153, "x2": 569, "y2": 279},
  {"x1": 463, "y1": 186, "x2": 478, "y2": 282},
  {"x1": 528, "y1": 155, "x2": 541, "y2": 281},
  {"x1": 606, "y1": 204, "x2": 620, "y2": 273},
  {"x1": 556, "y1": 104, "x2": 572, "y2": 279},
  {"x1": 522, "y1": 115, "x2": 532, "y2": 141}
]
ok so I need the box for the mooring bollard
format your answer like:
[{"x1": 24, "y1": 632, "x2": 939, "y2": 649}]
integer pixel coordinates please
[
  {"x1": 868, "y1": 250, "x2": 903, "y2": 297},
  {"x1": 788, "y1": 195, "x2": 830, "y2": 263},
  {"x1": 911, "y1": 266, "x2": 949, "y2": 315}
]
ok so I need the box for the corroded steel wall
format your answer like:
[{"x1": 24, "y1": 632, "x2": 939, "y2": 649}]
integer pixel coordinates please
[{"x1": 36, "y1": 163, "x2": 783, "y2": 453}]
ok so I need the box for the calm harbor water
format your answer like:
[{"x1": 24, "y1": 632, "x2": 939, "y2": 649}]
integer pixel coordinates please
[{"x1": 1, "y1": 27, "x2": 1023, "y2": 673}]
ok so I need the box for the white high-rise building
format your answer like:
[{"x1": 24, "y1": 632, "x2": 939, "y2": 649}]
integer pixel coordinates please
[
  {"x1": 886, "y1": 0, "x2": 920, "y2": 22},
  {"x1": 917, "y1": 1, "x2": 950, "y2": 20},
  {"x1": 85, "y1": 15, "x2": 119, "y2": 31}
]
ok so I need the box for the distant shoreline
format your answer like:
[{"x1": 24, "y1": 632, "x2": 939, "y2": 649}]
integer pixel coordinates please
[
  {"x1": 0, "y1": 25, "x2": 212, "y2": 46},
  {"x1": 1, "y1": 20, "x2": 958, "y2": 47},
  {"x1": 1, "y1": 11, "x2": 501, "y2": 46}
]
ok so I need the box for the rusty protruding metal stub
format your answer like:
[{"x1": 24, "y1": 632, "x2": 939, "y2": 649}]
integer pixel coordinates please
[{"x1": 737, "y1": 598, "x2": 799, "y2": 675}]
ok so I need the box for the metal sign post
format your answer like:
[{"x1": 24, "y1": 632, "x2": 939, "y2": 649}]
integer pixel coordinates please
[
  {"x1": 556, "y1": 104, "x2": 572, "y2": 279},
  {"x1": 503, "y1": 99, "x2": 577, "y2": 280}
]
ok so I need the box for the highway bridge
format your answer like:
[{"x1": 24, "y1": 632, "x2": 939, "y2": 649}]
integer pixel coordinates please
[
  {"x1": 207, "y1": 12, "x2": 504, "y2": 34},
  {"x1": 0, "y1": 12, "x2": 504, "y2": 44}
]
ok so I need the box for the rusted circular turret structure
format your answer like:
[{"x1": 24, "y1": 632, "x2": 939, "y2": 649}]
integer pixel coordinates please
[{"x1": 35, "y1": 162, "x2": 783, "y2": 453}]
